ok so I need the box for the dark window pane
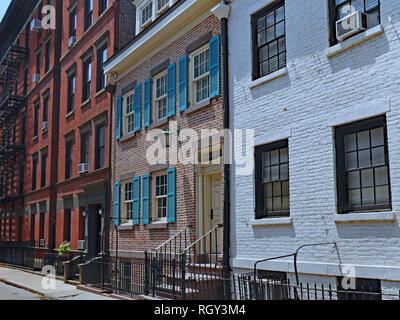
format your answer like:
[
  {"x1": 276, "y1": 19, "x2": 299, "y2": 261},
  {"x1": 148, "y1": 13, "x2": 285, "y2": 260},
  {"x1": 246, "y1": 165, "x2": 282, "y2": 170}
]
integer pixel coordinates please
[
  {"x1": 358, "y1": 149, "x2": 371, "y2": 168},
  {"x1": 348, "y1": 171, "x2": 360, "y2": 189},
  {"x1": 357, "y1": 130, "x2": 370, "y2": 149},
  {"x1": 371, "y1": 146, "x2": 385, "y2": 165},
  {"x1": 371, "y1": 127, "x2": 384, "y2": 147},
  {"x1": 375, "y1": 186, "x2": 389, "y2": 204},
  {"x1": 345, "y1": 134, "x2": 356, "y2": 152},
  {"x1": 346, "y1": 151, "x2": 358, "y2": 170},
  {"x1": 374, "y1": 166, "x2": 388, "y2": 186},
  {"x1": 361, "y1": 169, "x2": 374, "y2": 188}
]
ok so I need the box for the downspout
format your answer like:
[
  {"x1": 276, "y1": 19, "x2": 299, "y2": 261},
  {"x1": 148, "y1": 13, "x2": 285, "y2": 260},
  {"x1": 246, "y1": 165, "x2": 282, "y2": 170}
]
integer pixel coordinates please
[{"x1": 212, "y1": 0, "x2": 231, "y2": 300}]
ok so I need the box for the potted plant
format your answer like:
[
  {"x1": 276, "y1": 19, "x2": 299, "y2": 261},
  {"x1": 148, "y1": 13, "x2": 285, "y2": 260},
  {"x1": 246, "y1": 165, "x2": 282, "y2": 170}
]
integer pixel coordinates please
[{"x1": 57, "y1": 242, "x2": 71, "y2": 257}]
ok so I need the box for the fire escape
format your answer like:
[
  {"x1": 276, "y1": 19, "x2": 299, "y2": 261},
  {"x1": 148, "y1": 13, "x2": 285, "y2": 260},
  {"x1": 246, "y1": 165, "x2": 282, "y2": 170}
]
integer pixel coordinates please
[{"x1": 0, "y1": 44, "x2": 27, "y2": 207}]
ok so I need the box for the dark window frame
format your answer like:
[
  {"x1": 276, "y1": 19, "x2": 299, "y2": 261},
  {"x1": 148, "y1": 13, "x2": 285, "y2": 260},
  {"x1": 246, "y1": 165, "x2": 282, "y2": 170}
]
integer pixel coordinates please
[
  {"x1": 40, "y1": 149, "x2": 47, "y2": 188},
  {"x1": 33, "y1": 101, "x2": 40, "y2": 138},
  {"x1": 251, "y1": 0, "x2": 286, "y2": 80},
  {"x1": 84, "y1": 0, "x2": 93, "y2": 31},
  {"x1": 36, "y1": 49, "x2": 41, "y2": 76},
  {"x1": 43, "y1": 94, "x2": 49, "y2": 123},
  {"x1": 96, "y1": 44, "x2": 108, "y2": 92},
  {"x1": 44, "y1": 40, "x2": 51, "y2": 73},
  {"x1": 69, "y1": 7, "x2": 77, "y2": 38},
  {"x1": 81, "y1": 131, "x2": 90, "y2": 164},
  {"x1": 82, "y1": 58, "x2": 92, "y2": 102},
  {"x1": 32, "y1": 153, "x2": 38, "y2": 191},
  {"x1": 335, "y1": 115, "x2": 391, "y2": 214},
  {"x1": 99, "y1": 0, "x2": 108, "y2": 15},
  {"x1": 67, "y1": 71, "x2": 76, "y2": 113},
  {"x1": 255, "y1": 139, "x2": 290, "y2": 219},
  {"x1": 328, "y1": 0, "x2": 381, "y2": 46},
  {"x1": 65, "y1": 138, "x2": 74, "y2": 180},
  {"x1": 95, "y1": 124, "x2": 105, "y2": 170}
]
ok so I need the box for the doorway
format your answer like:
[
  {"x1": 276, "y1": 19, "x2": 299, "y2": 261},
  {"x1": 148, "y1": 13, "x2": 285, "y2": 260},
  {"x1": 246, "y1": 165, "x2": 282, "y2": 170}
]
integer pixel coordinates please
[{"x1": 87, "y1": 204, "x2": 102, "y2": 257}]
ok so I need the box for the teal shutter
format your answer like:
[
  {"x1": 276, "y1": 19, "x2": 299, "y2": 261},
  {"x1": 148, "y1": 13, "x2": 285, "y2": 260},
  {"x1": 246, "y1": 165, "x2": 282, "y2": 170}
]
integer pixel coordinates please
[
  {"x1": 209, "y1": 35, "x2": 220, "y2": 99},
  {"x1": 134, "y1": 84, "x2": 142, "y2": 132},
  {"x1": 167, "y1": 63, "x2": 176, "y2": 117},
  {"x1": 116, "y1": 96, "x2": 122, "y2": 140},
  {"x1": 132, "y1": 177, "x2": 140, "y2": 225},
  {"x1": 166, "y1": 168, "x2": 176, "y2": 223},
  {"x1": 144, "y1": 78, "x2": 151, "y2": 127},
  {"x1": 178, "y1": 56, "x2": 187, "y2": 112},
  {"x1": 113, "y1": 181, "x2": 120, "y2": 225},
  {"x1": 142, "y1": 174, "x2": 150, "y2": 224}
]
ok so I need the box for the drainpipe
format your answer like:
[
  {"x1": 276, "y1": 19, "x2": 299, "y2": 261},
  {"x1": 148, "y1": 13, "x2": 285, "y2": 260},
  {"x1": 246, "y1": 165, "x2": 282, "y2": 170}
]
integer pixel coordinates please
[{"x1": 211, "y1": 0, "x2": 231, "y2": 300}]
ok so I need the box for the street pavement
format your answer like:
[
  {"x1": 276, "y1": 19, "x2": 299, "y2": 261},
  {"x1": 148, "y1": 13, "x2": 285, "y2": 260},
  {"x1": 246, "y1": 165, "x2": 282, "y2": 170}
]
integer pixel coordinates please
[
  {"x1": 0, "y1": 266, "x2": 117, "y2": 300},
  {"x1": 0, "y1": 281, "x2": 44, "y2": 300}
]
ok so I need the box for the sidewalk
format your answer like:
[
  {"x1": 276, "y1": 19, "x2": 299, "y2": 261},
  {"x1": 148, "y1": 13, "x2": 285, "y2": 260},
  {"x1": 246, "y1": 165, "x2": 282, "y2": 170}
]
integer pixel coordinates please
[{"x1": 0, "y1": 265, "x2": 117, "y2": 300}]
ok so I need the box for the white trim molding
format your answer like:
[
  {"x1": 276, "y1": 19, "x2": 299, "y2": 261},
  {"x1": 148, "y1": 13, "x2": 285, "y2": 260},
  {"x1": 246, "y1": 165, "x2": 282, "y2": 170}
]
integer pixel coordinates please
[
  {"x1": 254, "y1": 127, "x2": 292, "y2": 147},
  {"x1": 334, "y1": 211, "x2": 396, "y2": 224},
  {"x1": 251, "y1": 216, "x2": 293, "y2": 227}
]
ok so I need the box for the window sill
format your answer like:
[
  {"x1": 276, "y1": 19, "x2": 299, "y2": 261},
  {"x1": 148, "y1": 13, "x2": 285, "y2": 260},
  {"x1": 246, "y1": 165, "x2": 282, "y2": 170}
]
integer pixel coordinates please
[
  {"x1": 94, "y1": 88, "x2": 106, "y2": 98},
  {"x1": 32, "y1": 136, "x2": 38, "y2": 142},
  {"x1": 117, "y1": 223, "x2": 136, "y2": 231},
  {"x1": 334, "y1": 211, "x2": 396, "y2": 224},
  {"x1": 80, "y1": 99, "x2": 91, "y2": 108},
  {"x1": 119, "y1": 131, "x2": 136, "y2": 143},
  {"x1": 146, "y1": 221, "x2": 168, "y2": 230},
  {"x1": 65, "y1": 110, "x2": 74, "y2": 118},
  {"x1": 326, "y1": 24, "x2": 384, "y2": 58},
  {"x1": 147, "y1": 117, "x2": 168, "y2": 130},
  {"x1": 182, "y1": 98, "x2": 211, "y2": 116},
  {"x1": 251, "y1": 216, "x2": 293, "y2": 228},
  {"x1": 250, "y1": 67, "x2": 288, "y2": 90}
]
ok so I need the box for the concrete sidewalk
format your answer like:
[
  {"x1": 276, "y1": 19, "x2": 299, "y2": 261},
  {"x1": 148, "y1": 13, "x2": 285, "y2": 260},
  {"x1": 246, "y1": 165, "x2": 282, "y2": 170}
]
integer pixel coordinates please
[{"x1": 0, "y1": 265, "x2": 117, "y2": 300}]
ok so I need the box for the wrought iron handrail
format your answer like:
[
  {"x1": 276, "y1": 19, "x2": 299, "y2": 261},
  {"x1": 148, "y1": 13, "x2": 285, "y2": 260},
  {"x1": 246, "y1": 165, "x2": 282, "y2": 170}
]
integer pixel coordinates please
[
  {"x1": 183, "y1": 224, "x2": 223, "y2": 253},
  {"x1": 151, "y1": 228, "x2": 190, "y2": 255}
]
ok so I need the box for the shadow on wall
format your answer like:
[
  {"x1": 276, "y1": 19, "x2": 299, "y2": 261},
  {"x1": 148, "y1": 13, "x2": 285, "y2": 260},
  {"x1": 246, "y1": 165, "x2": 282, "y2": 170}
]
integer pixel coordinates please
[
  {"x1": 252, "y1": 224, "x2": 296, "y2": 239},
  {"x1": 335, "y1": 219, "x2": 400, "y2": 239}
]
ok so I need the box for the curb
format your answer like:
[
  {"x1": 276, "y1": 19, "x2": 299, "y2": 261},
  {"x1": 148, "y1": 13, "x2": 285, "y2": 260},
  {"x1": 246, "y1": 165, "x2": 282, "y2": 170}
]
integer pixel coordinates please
[{"x1": 0, "y1": 277, "x2": 51, "y2": 300}]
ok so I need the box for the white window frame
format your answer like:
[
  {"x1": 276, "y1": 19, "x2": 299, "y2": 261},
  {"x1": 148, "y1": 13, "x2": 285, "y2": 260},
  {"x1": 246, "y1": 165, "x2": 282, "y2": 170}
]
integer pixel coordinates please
[
  {"x1": 189, "y1": 44, "x2": 210, "y2": 106},
  {"x1": 152, "y1": 171, "x2": 168, "y2": 223},
  {"x1": 135, "y1": 0, "x2": 176, "y2": 34},
  {"x1": 153, "y1": 70, "x2": 168, "y2": 122},
  {"x1": 122, "y1": 180, "x2": 133, "y2": 224},
  {"x1": 123, "y1": 89, "x2": 135, "y2": 135}
]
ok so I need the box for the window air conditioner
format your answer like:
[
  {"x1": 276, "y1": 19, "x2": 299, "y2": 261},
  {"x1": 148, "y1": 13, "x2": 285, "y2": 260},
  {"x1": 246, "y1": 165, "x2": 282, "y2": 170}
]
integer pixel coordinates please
[
  {"x1": 32, "y1": 74, "x2": 40, "y2": 83},
  {"x1": 78, "y1": 163, "x2": 89, "y2": 175},
  {"x1": 68, "y1": 36, "x2": 76, "y2": 48},
  {"x1": 31, "y1": 19, "x2": 42, "y2": 32},
  {"x1": 41, "y1": 121, "x2": 48, "y2": 131},
  {"x1": 336, "y1": 11, "x2": 367, "y2": 42}
]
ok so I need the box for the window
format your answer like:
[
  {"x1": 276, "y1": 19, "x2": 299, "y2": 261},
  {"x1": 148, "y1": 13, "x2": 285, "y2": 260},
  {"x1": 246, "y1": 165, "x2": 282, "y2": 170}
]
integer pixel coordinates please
[
  {"x1": 38, "y1": 1, "x2": 43, "y2": 21},
  {"x1": 336, "y1": 116, "x2": 391, "y2": 213},
  {"x1": 141, "y1": 1, "x2": 153, "y2": 26},
  {"x1": 32, "y1": 154, "x2": 38, "y2": 191},
  {"x1": 84, "y1": 0, "x2": 93, "y2": 31},
  {"x1": 44, "y1": 40, "x2": 51, "y2": 73},
  {"x1": 157, "y1": 0, "x2": 169, "y2": 12},
  {"x1": 65, "y1": 139, "x2": 74, "y2": 180},
  {"x1": 329, "y1": 0, "x2": 380, "y2": 45},
  {"x1": 153, "y1": 71, "x2": 168, "y2": 121},
  {"x1": 67, "y1": 71, "x2": 76, "y2": 113},
  {"x1": 153, "y1": 172, "x2": 167, "y2": 222},
  {"x1": 252, "y1": 0, "x2": 286, "y2": 80},
  {"x1": 23, "y1": 66, "x2": 28, "y2": 96},
  {"x1": 40, "y1": 150, "x2": 47, "y2": 188},
  {"x1": 81, "y1": 131, "x2": 90, "y2": 164},
  {"x1": 33, "y1": 101, "x2": 39, "y2": 138},
  {"x1": 123, "y1": 90, "x2": 135, "y2": 135},
  {"x1": 97, "y1": 45, "x2": 108, "y2": 92},
  {"x1": 69, "y1": 7, "x2": 77, "y2": 38},
  {"x1": 191, "y1": 46, "x2": 210, "y2": 104},
  {"x1": 122, "y1": 181, "x2": 133, "y2": 222},
  {"x1": 43, "y1": 95, "x2": 49, "y2": 123},
  {"x1": 82, "y1": 58, "x2": 92, "y2": 102},
  {"x1": 99, "y1": 0, "x2": 109, "y2": 15},
  {"x1": 36, "y1": 49, "x2": 41, "y2": 76},
  {"x1": 255, "y1": 140, "x2": 289, "y2": 218},
  {"x1": 39, "y1": 212, "x2": 45, "y2": 241},
  {"x1": 95, "y1": 124, "x2": 105, "y2": 169},
  {"x1": 65, "y1": 209, "x2": 71, "y2": 242},
  {"x1": 337, "y1": 277, "x2": 381, "y2": 300}
]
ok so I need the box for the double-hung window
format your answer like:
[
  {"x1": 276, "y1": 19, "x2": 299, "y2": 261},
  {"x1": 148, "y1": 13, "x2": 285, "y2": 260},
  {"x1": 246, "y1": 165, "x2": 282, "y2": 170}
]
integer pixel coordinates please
[
  {"x1": 65, "y1": 138, "x2": 74, "y2": 180},
  {"x1": 82, "y1": 58, "x2": 92, "y2": 102},
  {"x1": 255, "y1": 140, "x2": 289, "y2": 219},
  {"x1": 99, "y1": 0, "x2": 109, "y2": 15},
  {"x1": 95, "y1": 124, "x2": 105, "y2": 170},
  {"x1": 32, "y1": 154, "x2": 38, "y2": 191},
  {"x1": 153, "y1": 172, "x2": 167, "y2": 222},
  {"x1": 67, "y1": 71, "x2": 76, "y2": 113},
  {"x1": 141, "y1": 1, "x2": 153, "y2": 27},
  {"x1": 97, "y1": 45, "x2": 108, "y2": 92},
  {"x1": 69, "y1": 7, "x2": 77, "y2": 38},
  {"x1": 122, "y1": 181, "x2": 133, "y2": 222},
  {"x1": 40, "y1": 149, "x2": 47, "y2": 188},
  {"x1": 252, "y1": 0, "x2": 286, "y2": 80},
  {"x1": 123, "y1": 91, "x2": 135, "y2": 135},
  {"x1": 329, "y1": 0, "x2": 380, "y2": 45},
  {"x1": 335, "y1": 116, "x2": 391, "y2": 213},
  {"x1": 43, "y1": 94, "x2": 49, "y2": 124},
  {"x1": 191, "y1": 46, "x2": 210, "y2": 105},
  {"x1": 157, "y1": 0, "x2": 169, "y2": 12},
  {"x1": 33, "y1": 101, "x2": 40, "y2": 138},
  {"x1": 153, "y1": 71, "x2": 168, "y2": 121},
  {"x1": 84, "y1": 0, "x2": 93, "y2": 31},
  {"x1": 44, "y1": 40, "x2": 51, "y2": 73},
  {"x1": 81, "y1": 131, "x2": 90, "y2": 165},
  {"x1": 36, "y1": 49, "x2": 41, "y2": 77}
]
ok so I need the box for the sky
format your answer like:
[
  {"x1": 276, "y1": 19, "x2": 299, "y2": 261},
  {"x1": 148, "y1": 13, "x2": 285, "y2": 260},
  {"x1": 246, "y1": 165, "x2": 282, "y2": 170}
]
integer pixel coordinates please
[{"x1": 0, "y1": 0, "x2": 12, "y2": 22}]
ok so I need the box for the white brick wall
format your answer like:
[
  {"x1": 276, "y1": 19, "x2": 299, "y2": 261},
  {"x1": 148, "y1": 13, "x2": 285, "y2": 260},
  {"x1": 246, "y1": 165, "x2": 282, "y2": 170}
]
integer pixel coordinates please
[{"x1": 229, "y1": 0, "x2": 400, "y2": 294}]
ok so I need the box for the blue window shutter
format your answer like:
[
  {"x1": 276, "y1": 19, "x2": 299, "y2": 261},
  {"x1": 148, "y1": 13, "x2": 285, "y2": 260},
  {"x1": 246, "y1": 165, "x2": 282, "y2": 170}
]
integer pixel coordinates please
[
  {"x1": 178, "y1": 56, "x2": 187, "y2": 112},
  {"x1": 134, "y1": 84, "x2": 142, "y2": 132},
  {"x1": 113, "y1": 181, "x2": 120, "y2": 225},
  {"x1": 166, "y1": 168, "x2": 176, "y2": 223},
  {"x1": 142, "y1": 174, "x2": 150, "y2": 224},
  {"x1": 209, "y1": 35, "x2": 220, "y2": 99},
  {"x1": 144, "y1": 78, "x2": 151, "y2": 127},
  {"x1": 116, "y1": 96, "x2": 122, "y2": 140},
  {"x1": 133, "y1": 177, "x2": 140, "y2": 225},
  {"x1": 167, "y1": 63, "x2": 176, "y2": 117}
]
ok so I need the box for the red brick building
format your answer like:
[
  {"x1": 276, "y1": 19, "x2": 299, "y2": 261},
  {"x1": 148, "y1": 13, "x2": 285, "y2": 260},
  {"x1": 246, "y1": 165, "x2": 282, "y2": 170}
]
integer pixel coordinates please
[
  {"x1": 0, "y1": 0, "x2": 121, "y2": 258},
  {"x1": 104, "y1": 0, "x2": 225, "y2": 260}
]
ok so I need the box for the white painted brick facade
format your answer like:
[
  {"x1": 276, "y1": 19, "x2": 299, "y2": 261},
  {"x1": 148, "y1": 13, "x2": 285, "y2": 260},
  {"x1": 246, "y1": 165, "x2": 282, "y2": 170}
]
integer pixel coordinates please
[{"x1": 229, "y1": 0, "x2": 400, "y2": 295}]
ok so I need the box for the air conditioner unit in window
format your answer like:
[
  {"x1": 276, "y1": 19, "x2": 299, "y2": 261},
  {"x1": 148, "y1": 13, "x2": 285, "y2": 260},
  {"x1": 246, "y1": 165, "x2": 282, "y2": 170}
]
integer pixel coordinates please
[
  {"x1": 39, "y1": 239, "x2": 45, "y2": 247},
  {"x1": 78, "y1": 240, "x2": 86, "y2": 250},
  {"x1": 31, "y1": 19, "x2": 42, "y2": 32},
  {"x1": 78, "y1": 163, "x2": 89, "y2": 175},
  {"x1": 41, "y1": 121, "x2": 48, "y2": 131},
  {"x1": 68, "y1": 36, "x2": 76, "y2": 48},
  {"x1": 32, "y1": 74, "x2": 40, "y2": 83},
  {"x1": 336, "y1": 11, "x2": 367, "y2": 42}
]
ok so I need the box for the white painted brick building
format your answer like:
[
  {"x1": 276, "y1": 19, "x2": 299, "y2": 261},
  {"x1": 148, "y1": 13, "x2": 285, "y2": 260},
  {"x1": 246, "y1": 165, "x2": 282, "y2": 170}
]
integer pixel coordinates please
[{"x1": 228, "y1": 0, "x2": 400, "y2": 298}]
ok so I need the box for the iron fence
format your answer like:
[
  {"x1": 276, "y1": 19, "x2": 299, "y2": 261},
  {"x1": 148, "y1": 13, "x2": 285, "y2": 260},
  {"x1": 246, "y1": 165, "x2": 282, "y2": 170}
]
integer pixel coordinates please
[{"x1": 0, "y1": 242, "x2": 35, "y2": 268}]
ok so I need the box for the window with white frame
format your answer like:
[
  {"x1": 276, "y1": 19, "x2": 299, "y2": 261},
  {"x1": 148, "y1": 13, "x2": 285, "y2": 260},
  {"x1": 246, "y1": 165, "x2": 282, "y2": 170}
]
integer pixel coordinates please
[
  {"x1": 122, "y1": 181, "x2": 133, "y2": 222},
  {"x1": 190, "y1": 45, "x2": 210, "y2": 105},
  {"x1": 157, "y1": 0, "x2": 169, "y2": 12},
  {"x1": 123, "y1": 90, "x2": 135, "y2": 135},
  {"x1": 141, "y1": 1, "x2": 153, "y2": 26},
  {"x1": 135, "y1": 0, "x2": 175, "y2": 34},
  {"x1": 153, "y1": 71, "x2": 168, "y2": 122},
  {"x1": 153, "y1": 172, "x2": 167, "y2": 222}
]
